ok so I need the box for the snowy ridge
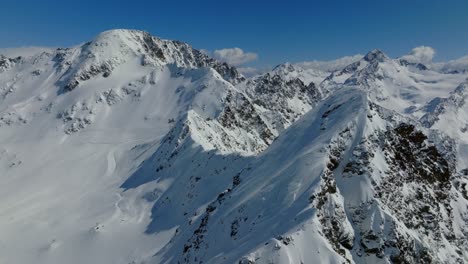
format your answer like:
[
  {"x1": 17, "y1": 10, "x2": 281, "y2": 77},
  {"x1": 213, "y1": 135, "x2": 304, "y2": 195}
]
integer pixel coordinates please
[
  {"x1": 0, "y1": 30, "x2": 468, "y2": 264},
  {"x1": 140, "y1": 87, "x2": 467, "y2": 263},
  {"x1": 54, "y1": 29, "x2": 244, "y2": 92}
]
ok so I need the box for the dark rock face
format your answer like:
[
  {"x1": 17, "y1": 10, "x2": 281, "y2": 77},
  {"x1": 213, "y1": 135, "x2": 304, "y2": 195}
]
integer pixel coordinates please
[
  {"x1": 62, "y1": 62, "x2": 115, "y2": 92},
  {"x1": 138, "y1": 32, "x2": 167, "y2": 62},
  {"x1": 387, "y1": 124, "x2": 450, "y2": 183},
  {"x1": 247, "y1": 73, "x2": 320, "y2": 123},
  {"x1": 0, "y1": 55, "x2": 22, "y2": 72},
  {"x1": 399, "y1": 59, "x2": 428, "y2": 70},
  {"x1": 209, "y1": 62, "x2": 245, "y2": 84},
  {"x1": 371, "y1": 123, "x2": 458, "y2": 262},
  {"x1": 313, "y1": 128, "x2": 355, "y2": 262},
  {"x1": 219, "y1": 91, "x2": 275, "y2": 146},
  {"x1": 215, "y1": 72, "x2": 322, "y2": 152},
  {"x1": 311, "y1": 97, "x2": 464, "y2": 263}
]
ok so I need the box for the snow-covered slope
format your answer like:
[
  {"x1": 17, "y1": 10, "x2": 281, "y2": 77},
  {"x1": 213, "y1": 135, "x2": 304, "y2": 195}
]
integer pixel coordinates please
[
  {"x1": 140, "y1": 88, "x2": 466, "y2": 264},
  {"x1": 320, "y1": 50, "x2": 468, "y2": 113},
  {"x1": 0, "y1": 30, "x2": 468, "y2": 264}
]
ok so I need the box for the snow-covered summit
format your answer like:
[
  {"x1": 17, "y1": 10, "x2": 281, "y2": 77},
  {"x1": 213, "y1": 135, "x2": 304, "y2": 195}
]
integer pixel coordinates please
[
  {"x1": 270, "y1": 62, "x2": 328, "y2": 86},
  {"x1": 54, "y1": 29, "x2": 244, "y2": 92},
  {"x1": 362, "y1": 49, "x2": 388, "y2": 63}
]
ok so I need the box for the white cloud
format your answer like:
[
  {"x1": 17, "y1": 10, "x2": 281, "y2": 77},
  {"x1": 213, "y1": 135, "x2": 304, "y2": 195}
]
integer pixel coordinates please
[
  {"x1": 433, "y1": 55, "x2": 468, "y2": 73},
  {"x1": 401, "y1": 46, "x2": 436, "y2": 64},
  {"x1": 212, "y1": 48, "x2": 258, "y2": 66},
  {"x1": 237, "y1": 67, "x2": 266, "y2": 77},
  {"x1": 297, "y1": 54, "x2": 363, "y2": 72}
]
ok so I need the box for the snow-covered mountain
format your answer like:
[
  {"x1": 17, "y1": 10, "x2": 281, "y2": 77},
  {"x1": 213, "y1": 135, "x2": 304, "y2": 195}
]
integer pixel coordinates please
[{"x1": 0, "y1": 29, "x2": 467, "y2": 264}]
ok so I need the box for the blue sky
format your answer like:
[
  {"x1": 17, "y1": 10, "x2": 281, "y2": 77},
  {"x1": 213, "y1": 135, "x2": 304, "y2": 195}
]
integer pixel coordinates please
[{"x1": 1, "y1": 0, "x2": 467, "y2": 68}]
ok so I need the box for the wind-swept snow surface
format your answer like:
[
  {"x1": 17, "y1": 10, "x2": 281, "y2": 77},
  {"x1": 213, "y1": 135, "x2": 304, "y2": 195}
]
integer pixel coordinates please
[{"x1": 0, "y1": 30, "x2": 467, "y2": 264}]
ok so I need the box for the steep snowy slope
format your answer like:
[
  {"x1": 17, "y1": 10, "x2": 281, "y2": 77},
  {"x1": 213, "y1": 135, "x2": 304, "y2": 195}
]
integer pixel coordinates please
[
  {"x1": 420, "y1": 82, "x2": 468, "y2": 169},
  {"x1": 136, "y1": 88, "x2": 466, "y2": 264},
  {"x1": 0, "y1": 29, "x2": 250, "y2": 264},
  {"x1": 0, "y1": 30, "x2": 468, "y2": 264}
]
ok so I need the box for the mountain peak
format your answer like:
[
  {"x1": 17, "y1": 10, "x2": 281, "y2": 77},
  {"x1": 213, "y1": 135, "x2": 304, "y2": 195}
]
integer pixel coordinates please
[
  {"x1": 272, "y1": 62, "x2": 299, "y2": 74},
  {"x1": 90, "y1": 29, "x2": 154, "y2": 44},
  {"x1": 55, "y1": 29, "x2": 244, "y2": 92},
  {"x1": 84, "y1": 29, "x2": 160, "y2": 58},
  {"x1": 363, "y1": 49, "x2": 388, "y2": 63},
  {"x1": 95, "y1": 28, "x2": 145, "y2": 36}
]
